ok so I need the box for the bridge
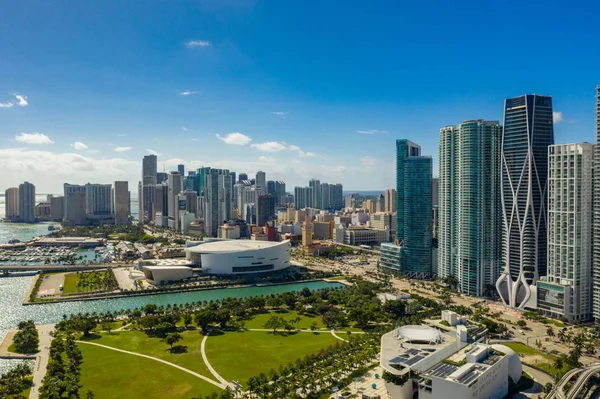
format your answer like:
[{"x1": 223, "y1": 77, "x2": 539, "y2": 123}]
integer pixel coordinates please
[
  {"x1": 546, "y1": 364, "x2": 600, "y2": 399},
  {"x1": 0, "y1": 264, "x2": 109, "y2": 274}
]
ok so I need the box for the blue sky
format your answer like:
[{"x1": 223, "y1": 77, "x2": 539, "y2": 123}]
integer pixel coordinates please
[{"x1": 1, "y1": 0, "x2": 599, "y2": 192}]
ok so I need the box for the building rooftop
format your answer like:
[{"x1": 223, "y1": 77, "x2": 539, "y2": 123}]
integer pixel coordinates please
[{"x1": 186, "y1": 239, "x2": 289, "y2": 253}]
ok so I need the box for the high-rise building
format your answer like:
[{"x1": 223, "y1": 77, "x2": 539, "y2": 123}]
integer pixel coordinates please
[
  {"x1": 177, "y1": 164, "x2": 185, "y2": 177},
  {"x1": 17, "y1": 182, "x2": 35, "y2": 223},
  {"x1": 593, "y1": 85, "x2": 600, "y2": 321},
  {"x1": 541, "y1": 143, "x2": 594, "y2": 322},
  {"x1": 330, "y1": 183, "x2": 344, "y2": 211},
  {"x1": 183, "y1": 190, "x2": 198, "y2": 215},
  {"x1": 496, "y1": 95, "x2": 554, "y2": 309},
  {"x1": 257, "y1": 194, "x2": 275, "y2": 226},
  {"x1": 320, "y1": 183, "x2": 330, "y2": 210},
  {"x1": 384, "y1": 189, "x2": 396, "y2": 213},
  {"x1": 432, "y1": 178, "x2": 439, "y2": 207},
  {"x1": 143, "y1": 155, "x2": 158, "y2": 185},
  {"x1": 438, "y1": 120, "x2": 503, "y2": 296},
  {"x1": 238, "y1": 173, "x2": 248, "y2": 182},
  {"x1": 167, "y1": 172, "x2": 183, "y2": 228},
  {"x1": 237, "y1": 185, "x2": 261, "y2": 221},
  {"x1": 309, "y1": 179, "x2": 322, "y2": 209},
  {"x1": 256, "y1": 171, "x2": 266, "y2": 190},
  {"x1": 50, "y1": 196, "x2": 64, "y2": 222},
  {"x1": 156, "y1": 172, "x2": 168, "y2": 184},
  {"x1": 114, "y1": 181, "x2": 129, "y2": 225},
  {"x1": 140, "y1": 155, "x2": 158, "y2": 223},
  {"x1": 85, "y1": 184, "x2": 113, "y2": 219},
  {"x1": 294, "y1": 186, "x2": 314, "y2": 209},
  {"x1": 4, "y1": 187, "x2": 19, "y2": 220},
  {"x1": 267, "y1": 181, "x2": 276, "y2": 199},
  {"x1": 204, "y1": 169, "x2": 232, "y2": 236},
  {"x1": 153, "y1": 184, "x2": 168, "y2": 220},
  {"x1": 396, "y1": 139, "x2": 433, "y2": 276},
  {"x1": 63, "y1": 183, "x2": 86, "y2": 217}
]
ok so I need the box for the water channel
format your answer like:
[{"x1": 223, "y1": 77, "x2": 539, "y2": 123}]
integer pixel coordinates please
[{"x1": 0, "y1": 275, "x2": 343, "y2": 374}]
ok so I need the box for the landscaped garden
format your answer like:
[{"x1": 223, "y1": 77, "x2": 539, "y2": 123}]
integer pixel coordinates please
[{"x1": 62, "y1": 270, "x2": 118, "y2": 294}]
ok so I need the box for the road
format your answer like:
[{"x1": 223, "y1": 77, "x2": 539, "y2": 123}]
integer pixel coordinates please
[
  {"x1": 546, "y1": 364, "x2": 600, "y2": 399},
  {"x1": 29, "y1": 324, "x2": 55, "y2": 399}
]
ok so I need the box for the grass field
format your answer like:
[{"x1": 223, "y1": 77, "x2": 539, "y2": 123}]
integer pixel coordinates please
[
  {"x1": 242, "y1": 310, "x2": 326, "y2": 330},
  {"x1": 504, "y1": 343, "x2": 569, "y2": 377},
  {"x1": 205, "y1": 330, "x2": 339, "y2": 385},
  {"x1": 77, "y1": 343, "x2": 220, "y2": 398},
  {"x1": 62, "y1": 270, "x2": 116, "y2": 295},
  {"x1": 86, "y1": 330, "x2": 211, "y2": 377}
]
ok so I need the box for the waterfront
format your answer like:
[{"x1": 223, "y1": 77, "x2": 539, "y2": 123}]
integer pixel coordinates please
[{"x1": 0, "y1": 275, "x2": 342, "y2": 373}]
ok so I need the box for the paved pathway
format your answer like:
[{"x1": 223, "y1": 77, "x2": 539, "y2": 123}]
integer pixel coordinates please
[
  {"x1": 330, "y1": 329, "x2": 348, "y2": 342},
  {"x1": 200, "y1": 333, "x2": 229, "y2": 387},
  {"x1": 75, "y1": 340, "x2": 225, "y2": 389},
  {"x1": 30, "y1": 324, "x2": 55, "y2": 399}
]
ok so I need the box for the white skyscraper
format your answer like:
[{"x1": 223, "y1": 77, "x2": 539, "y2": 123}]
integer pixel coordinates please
[
  {"x1": 85, "y1": 183, "x2": 113, "y2": 219},
  {"x1": 4, "y1": 187, "x2": 19, "y2": 220},
  {"x1": 167, "y1": 172, "x2": 182, "y2": 229},
  {"x1": 541, "y1": 143, "x2": 594, "y2": 322}
]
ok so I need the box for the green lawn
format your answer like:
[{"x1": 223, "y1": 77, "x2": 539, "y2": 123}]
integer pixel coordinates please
[
  {"x1": 62, "y1": 273, "x2": 81, "y2": 294},
  {"x1": 78, "y1": 343, "x2": 219, "y2": 398},
  {"x1": 327, "y1": 276, "x2": 349, "y2": 281},
  {"x1": 205, "y1": 330, "x2": 339, "y2": 385},
  {"x1": 504, "y1": 343, "x2": 570, "y2": 377},
  {"x1": 62, "y1": 270, "x2": 115, "y2": 295},
  {"x1": 505, "y1": 343, "x2": 547, "y2": 357},
  {"x1": 243, "y1": 310, "x2": 325, "y2": 330},
  {"x1": 87, "y1": 330, "x2": 211, "y2": 377}
]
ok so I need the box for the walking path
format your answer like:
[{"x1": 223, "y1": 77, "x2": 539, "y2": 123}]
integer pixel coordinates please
[
  {"x1": 30, "y1": 324, "x2": 55, "y2": 399},
  {"x1": 200, "y1": 333, "x2": 229, "y2": 387},
  {"x1": 330, "y1": 329, "x2": 348, "y2": 342},
  {"x1": 0, "y1": 331, "x2": 36, "y2": 359},
  {"x1": 75, "y1": 340, "x2": 225, "y2": 389}
]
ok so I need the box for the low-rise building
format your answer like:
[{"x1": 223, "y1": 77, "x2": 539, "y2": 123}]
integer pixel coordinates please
[{"x1": 343, "y1": 227, "x2": 388, "y2": 246}]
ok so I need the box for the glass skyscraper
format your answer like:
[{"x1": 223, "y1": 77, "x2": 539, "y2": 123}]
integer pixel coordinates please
[
  {"x1": 395, "y1": 139, "x2": 433, "y2": 276},
  {"x1": 496, "y1": 94, "x2": 554, "y2": 309},
  {"x1": 438, "y1": 120, "x2": 503, "y2": 296},
  {"x1": 594, "y1": 85, "x2": 600, "y2": 321}
]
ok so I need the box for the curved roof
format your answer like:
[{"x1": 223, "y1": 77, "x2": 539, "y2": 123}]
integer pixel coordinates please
[
  {"x1": 396, "y1": 325, "x2": 443, "y2": 344},
  {"x1": 492, "y1": 344, "x2": 522, "y2": 382},
  {"x1": 186, "y1": 239, "x2": 289, "y2": 254}
]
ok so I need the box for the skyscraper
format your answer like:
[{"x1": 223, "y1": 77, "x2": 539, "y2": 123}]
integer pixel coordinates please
[
  {"x1": 4, "y1": 187, "x2": 19, "y2": 221},
  {"x1": 114, "y1": 181, "x2": 130, "y2": 225},
  {"x1": 256, "y1": 171, "x2": 266, "y2": 190},
  {"x1": 204, "y1": 169, "x2": 232, "y2": 237},
  {"x1": 140, "y1": 155, "x2": 158, "y2": 223},
  {"x1": 321, "y1": 183, "x2": 331, "y2": 210},
  {"x1": 143, "y1": 155, "x2": 158, "y2": 185},
  {"x1": 167, "y1": 172, "x2": 182, "y2": 229},
  {"x1": 294, "y1": 186, "x2": 314, "y2": 209},
  {"x1": 238, "y1": 173, "x2": 248, "y2": 182},
  {"x1": 257, "y1": 194, "x2": 275, "y2": 226},
  {"x1": 496, "y1": 94, "x2": 554, "y2": 309},
  {"x1": 330, "y1": 184, "x2": 344, "y2": 211},
  {"x1": 177, "y1": 164, "x2": 185, "y2": 177},
  {"x1": 543, "y1": 143, "x2": 594, "y2": 322},
  {"x1": 384, "y1": 189, "x2": 396, "y2": 213},
  {"x1": 594, "y1": 85, "x2": 600, "y2": 321},
  {"x1": 309, "y1": 179, "x2": 322, "y2": 209},
  {"x1": 18, "y1": 182, "x2": 35, "y2": 223},
  {"x1": 396, "y1": 139, "x2": 433, "y2": 276},
  {"x1": 85, "y1": 183, "x2": 113, "y2": 219},
  {"x1": 438, "y1": 120, "x2": 503, "y2": 296}
]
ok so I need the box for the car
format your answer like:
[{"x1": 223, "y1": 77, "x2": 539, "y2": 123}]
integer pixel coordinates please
[{"x1": 519, "y1": 330, "x2": 525, "y2": 335}]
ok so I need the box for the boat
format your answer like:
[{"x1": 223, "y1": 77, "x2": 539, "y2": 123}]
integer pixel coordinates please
[
  {"x1": 48, "y1": 225, "x2": 57, "y2": 231},
  {"x1": 8, "y1": 239, "x2": 21, "y2": 244}
]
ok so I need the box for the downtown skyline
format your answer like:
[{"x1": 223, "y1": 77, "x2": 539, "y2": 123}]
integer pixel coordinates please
[{"x1": 1, "y1": 1, "x2": 599, "y2": 192}]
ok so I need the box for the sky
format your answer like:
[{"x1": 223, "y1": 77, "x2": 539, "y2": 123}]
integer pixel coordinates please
[{"x1": 1, "y1": 0, "x2": 599, "y2": 193}]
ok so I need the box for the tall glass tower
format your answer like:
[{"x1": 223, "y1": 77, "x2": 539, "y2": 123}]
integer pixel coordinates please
[
  {"x1": 438, "y1": 120, "x2": 503, "y2": 296},
  {"x1": 396, "y1": 139, "x2": 433, "y2": 276},
  {"x1": 496, "y1": 95, "x2": 554, "y2": 309},
  {"x1": 594, "y1": 85, "x2": 600, "y2": 321}
]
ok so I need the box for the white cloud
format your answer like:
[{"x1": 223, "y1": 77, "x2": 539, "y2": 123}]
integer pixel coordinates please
[
  {"x1": 15, "y1": 132, "x2": 54, "y2": 144},
  {"x1": 216, "y1": 132, "x2": 252, "y2": 146},
  {"x1": 553, "y1": 111, "x2": 564, "y2": 124},
  {"x1": 118, "y1": 133, "x2": 127, "y2": 137},
  {"x1": 251, "y1": 141, "x2": 288, "y2": 152},
  {"x1": 181, "y1": 126, "x2": 188, "y2": 131},
  {"x1": 114, "y1": 146, "x2": 132, "y2": 152},
  {"x1": 357, "y1": 129, "x2": 388, "y2": 135},
  {"x1": 270, "y1": 111, "x2": 288, "y2": 116},
  {"x1": 180, "y1": 90, "x2": 198, "y2": 96},
  {"x1": 185, "y1": 40, "x2": 211, "y2": 48},
  {"x1": 191, "y1": 138, "x2": 198, "y2": 141},
  {"x1": 258, "y1": 156, "x2": 277, "y2": 164},
  {"x1": 360, "y1": 156, "x2": 379, "y2": 167},
  {"x1": 71, "y1": 142, "x2": 88, "y2": 150},
  {"x1": 0, "y1": 93, "x2": 28, "y2": 108},
  {"x1": 146, "y1": 149, "x2": 162, "y2": 156},
  {"x1": 298, "y1": 150, "x2": 316, "y2": 157}
]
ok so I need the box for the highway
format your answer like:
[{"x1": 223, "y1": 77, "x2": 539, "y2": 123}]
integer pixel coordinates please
[{"x1": 547, "y1": 364, "x2": 600, "y2": 399}]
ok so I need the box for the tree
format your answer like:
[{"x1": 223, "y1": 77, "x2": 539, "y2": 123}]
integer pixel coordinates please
[
  {"x1": 263, "y1": 316, "x2": 283, "y2": 333},
  {"x1": 310, "y1": 321, "x2": 318, "y2": 331},
  {"x1": 86, "y1": 390, "x2": 95, "y2": 399},
  {"x1": 13, "y1": 320, "x2": 39, "y2": 353},
  {"x1": 546, "y1": 326, "x2": 555, "y2": 337},
  {"x1": 544, "y1": 383, "x2": 553, "y2": 394},
  {"x1": 163, "y1": 332, "x2": 182, "y2": 350},
  {"x1": 516, "y1": 319, "x2": 527, "y2": 328},
  {"x1": 195, "y1": 310, "x2": 215, "y2": 334},
  {"x1": 183, "y1": 313, "x2": 193, "y2": 329}
]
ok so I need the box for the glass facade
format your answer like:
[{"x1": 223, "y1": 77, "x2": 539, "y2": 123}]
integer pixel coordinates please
[
  {"x1": 593, "y1": 86, "x2": 600, "y2": 321},
  {"x1": 380, "y1": 242, "x2": 403, "y2": 272},
  {"x1": 496, "y1": 95, "x2": 554, "y2": 309}
]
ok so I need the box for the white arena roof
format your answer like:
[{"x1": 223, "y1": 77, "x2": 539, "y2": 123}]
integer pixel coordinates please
[
  {"x1": 186, "y1": 240, "x2": 288, "y2": 253},
  {"x1": 396, "y1": 325, "x2": 443, "y2": 345}
]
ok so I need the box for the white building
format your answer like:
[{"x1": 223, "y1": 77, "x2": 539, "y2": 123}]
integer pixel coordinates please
[
  {"x1": 185, "y1": 240, "x2": 291, "y2": 274},
  {"x1": 85, "y1": 183, "x2": 113, "y2": 219},
  {"x1": 539, "y1": 142, "x2": 594, "y2": 321}
]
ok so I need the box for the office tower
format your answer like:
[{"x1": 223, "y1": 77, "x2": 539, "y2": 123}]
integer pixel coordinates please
[
  {"x1": 177, "y1": 164, "x2": 185, "y2": 177},
  {"x1": 204, "y1": 169, "x2": 232, "y2": 237},
  {"x1": 396, "y1": 139, "x2": 433, "y2": 276},
  {"x1": 167, "y1": 172, "x2": 183, "y2": 229},
  {"x1": 63, "y1": 183, "x2": 86, "y2": 216},
  {"x1": 375, "y1": 194, "x2": 385, "y2": 213},
  {"x1": 594, "y1": 85, "x2": 600, "y2": 321},
  {"x1": 432, "y1": 178, "x2": 439, "y2": 207},
  {"x1": 309, "y1": 179, "x2": 322, "y2": 209},
  {"x1": 238, "y1": 173, "x2": 248, "y2": 182},
  {"x1": 330, "y1": 184, "x2": 344, "y2": 210},
  {"x1": 85, "y1": 184, "x2": 113, "y2": 219},
  {"x1": 294, "y1": 186, "x2": 314, "y2": 209},
  {"x1": 141, "y1": 185, "x2": 156, "y2": 221},
  {"x1": 276, "y1": 181, "x2": 286, "y2": 206},
  {"x1": 114, "y1": 181, "x2": 129, "y2": 225},
  {"x1": 267, "y1": 181, "x2": 276, "y2": 199},
  {"x1": 50, "y1": 196, "x2": 64, "y2": 222},
  {"x1": 385, "y1": 189, "x2": 396, "y2": 213},
  {"x1": 542, "y1": 143, "x2": 594, "y2": 322},
  {"x1": 496, "y1": 95, "x2": 554, "y2": 309},
  {"x1": 257, "y1": 194, "x2": 275, "y2": 226},
  {"x1": 320, "y1": 183, "x2": 330, "y2": 210},
  {"x1": 438, "y1": 120, "x2": 503, "y2": 296},
  {"x1": 183, "y1": 190, "x2": 198, "y2": 215},
  {"x1": 156, "y1": 172, "x2": 168, "y2": 184},
  {"x1": 256, "y1": 171, "x2": 266, "y2": 190},
  {"x1": 237, "y1": 185, "x2": 261, "y2": 221},
  {"x1": 17, "y1": 182, "x2": 35, "y2": 223},
  {"x1": 143, "y1": 155, "x2": 158, "y2": 185},
  {"x1": 5, "y1": 187, "x2": 19, "y2": 220}
]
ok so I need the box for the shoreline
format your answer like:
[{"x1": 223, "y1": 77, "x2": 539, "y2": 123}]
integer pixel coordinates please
[{"x1": 22, "y1": 278, "x2": 344, "y2": 306}]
